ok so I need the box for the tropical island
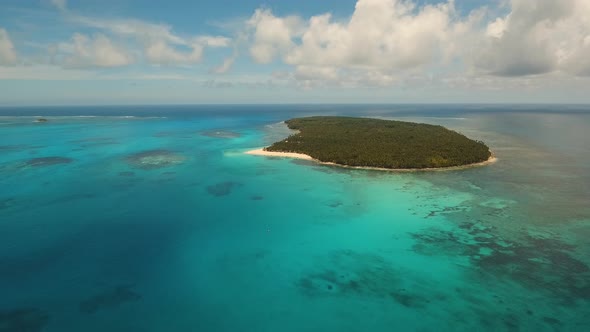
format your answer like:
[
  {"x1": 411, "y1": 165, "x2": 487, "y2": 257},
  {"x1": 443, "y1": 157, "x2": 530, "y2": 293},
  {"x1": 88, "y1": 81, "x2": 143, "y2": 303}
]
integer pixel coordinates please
[{"x1": 247, "y1": 116, "x2": 494, "y2": 170}]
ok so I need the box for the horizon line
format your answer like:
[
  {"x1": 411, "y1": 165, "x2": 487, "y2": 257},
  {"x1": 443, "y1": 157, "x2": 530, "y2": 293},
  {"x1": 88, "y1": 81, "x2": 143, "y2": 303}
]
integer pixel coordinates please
[{"x1": 2, "y1": 102, "x2": 590, "y2": 108}]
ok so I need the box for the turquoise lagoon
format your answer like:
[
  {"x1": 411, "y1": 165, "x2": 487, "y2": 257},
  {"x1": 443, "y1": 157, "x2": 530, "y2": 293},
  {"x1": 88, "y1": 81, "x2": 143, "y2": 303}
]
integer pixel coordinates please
[{"x1": 0, "y1": 105, "x2": 589, "y2": 331}]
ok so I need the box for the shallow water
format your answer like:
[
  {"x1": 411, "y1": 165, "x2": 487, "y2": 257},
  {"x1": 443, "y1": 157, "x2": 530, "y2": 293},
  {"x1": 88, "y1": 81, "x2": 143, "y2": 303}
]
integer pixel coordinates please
[{"x1": 0, "y1": 105, "x2": 589, "y2": 331}]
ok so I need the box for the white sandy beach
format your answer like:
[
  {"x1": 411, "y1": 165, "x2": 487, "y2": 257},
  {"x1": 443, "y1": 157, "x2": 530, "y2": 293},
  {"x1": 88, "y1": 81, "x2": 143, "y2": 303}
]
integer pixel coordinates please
[
  {"x1": 245, "y1": 148, "x2": 314, "y2": 160},
  {"x1": 245, "y1": 148, "x2": 497, "y2": 172}
]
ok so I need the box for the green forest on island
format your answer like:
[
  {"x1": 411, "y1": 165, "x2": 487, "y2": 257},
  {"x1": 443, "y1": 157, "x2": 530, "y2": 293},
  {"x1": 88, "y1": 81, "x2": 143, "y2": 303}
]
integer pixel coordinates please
[{"x1": 265, "y1": 116, "x2": 491, "y2": 169}]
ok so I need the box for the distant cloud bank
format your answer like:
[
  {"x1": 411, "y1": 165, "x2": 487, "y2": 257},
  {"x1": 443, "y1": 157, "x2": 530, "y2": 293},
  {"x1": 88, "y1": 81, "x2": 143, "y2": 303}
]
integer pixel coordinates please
[{"x1": 1, "y1": 0, "x2": 589, "y2": 92}]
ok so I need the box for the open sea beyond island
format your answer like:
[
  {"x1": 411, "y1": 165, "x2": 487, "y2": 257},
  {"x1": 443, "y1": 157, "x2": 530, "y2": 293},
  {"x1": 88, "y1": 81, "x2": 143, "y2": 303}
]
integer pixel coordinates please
[{"x1": 0, "y1": 104, "x2": 589, "y2": 331}]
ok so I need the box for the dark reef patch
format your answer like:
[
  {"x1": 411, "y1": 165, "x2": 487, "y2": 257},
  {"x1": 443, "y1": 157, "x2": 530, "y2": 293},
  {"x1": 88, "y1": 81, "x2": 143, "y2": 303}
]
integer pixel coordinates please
[
  {"x1": 47, "y1": 193, "x2": 97, "y2": 205},
  {"x1": 542, "y1": 316, "x2": 562, "y2": 329},
  {"x1": 155, "y1": 171, "x2": 177, "y2": 183},
  {"x1": 152, "y1": 131, "x2": 175, "y2": 137},
  {"x1": 0, "y1": 198, "x2": 17, "y2": 210},
  {"x1": 23, "y1": 157, "x2": 73, "y2": 167},
  {"x1": 79, "y1": 285, "x2": 142, "y2": 314},
  {"x1": 389, "y1": 290, "x2": 432, "y2": 308},
  {"x1": 327, "y1": 201, "x2": 343, "y2": 208},
  {"x1": 296, "y1": 250, "x2": 443, "y2": 308},
  {"x1": 0, "y1": 145, "x2": 40, "y2": 152},
  {"x1": 206, "y1": 182, "x2": 242, "y2": 197},
  {"x1": 118, "y1": 171, "x2": 135, "y2": 177},
  {"x1": 200, "y1": 130, "x2": 241, "y2": 139},
  {"x1": 425, "y1": 205, "x2": 469, "y2": 219},
  {"x1": 69, "y1": 137, "x2": 119, "y2": 147},
  {"x1": 153, "y1": 131, "x2": 195, "y2": 139},
  {"x1": 250, "y1": 195, "x2": 264, "y2": 201},
  {"x1": 411, "y1": 222, "x2": 590, "y2": 302},
  {"x1": 296, "y1": 251, "x2": 398, "y2": 298},
  {"x1": 125, "y1": 149, "x2": 185, "y2": 170},
  {"x1": 0, "y1": 308, "x2": 50, "y2": 332},
  {"x1": 111, "y1": 180, "x2": 140, "y2": 190}
]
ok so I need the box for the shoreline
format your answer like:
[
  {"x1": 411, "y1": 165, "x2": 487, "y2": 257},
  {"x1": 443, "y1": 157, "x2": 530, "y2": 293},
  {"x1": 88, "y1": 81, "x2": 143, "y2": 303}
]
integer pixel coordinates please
[
  {"x1": 245, "y1": 148, "x2": 497, "y2": 172},
  {"x1": 245, "y1": 148, "x2": 314, "y2": 160}
]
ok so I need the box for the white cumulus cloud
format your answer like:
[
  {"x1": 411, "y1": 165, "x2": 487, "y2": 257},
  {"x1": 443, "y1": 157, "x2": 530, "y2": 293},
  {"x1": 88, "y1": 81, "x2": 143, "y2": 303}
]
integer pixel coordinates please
[
  {"x1": 71, "y1": 15, "x2": 231, "y2": 66},
  {"x1": 247, "y1": 8, "x2": 302, "y2": 64},
  {"x1": 0, "y1": 28, "x2": 18, "y2": 66},
  {"x1": 50, "y1": 0, "x2": 67, "y2": 11},
  {"x1": 5, "y1": 0, "x2": 590, "y2": 88},
  {"x1": 244, "y1": 0, "x2": 590, "y2": 86},
  {"x1": 472, "y1": 0, "x2": 590, "y2": 76},
  {"x1": 246, "y1": 0, "x2": 471, "y2": 84},
  {"x1": 144, "y1": 40, "x2": 202, "y2": 65},
  {"x1": 287, "y1": 0, "x2": 459, "y2": 69},
  {"x1": 211, "y1": 54, "x2": 237, "y2": 74},
  {"x1": 58, "y1": 33, "x2": 133, "y2": 68}
]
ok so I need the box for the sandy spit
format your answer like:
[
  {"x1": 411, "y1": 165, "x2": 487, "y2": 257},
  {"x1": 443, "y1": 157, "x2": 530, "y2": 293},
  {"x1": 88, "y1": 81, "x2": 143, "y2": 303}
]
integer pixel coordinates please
[{"x1": 245, "y1": 148, "x2": 497, "y2": 172}]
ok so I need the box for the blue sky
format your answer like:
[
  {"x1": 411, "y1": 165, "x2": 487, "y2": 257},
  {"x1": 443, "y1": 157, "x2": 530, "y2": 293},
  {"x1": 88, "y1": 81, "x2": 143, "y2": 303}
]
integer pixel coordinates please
[{"x1": 0, "y1": 0, "x2": 589, "y2": 105}]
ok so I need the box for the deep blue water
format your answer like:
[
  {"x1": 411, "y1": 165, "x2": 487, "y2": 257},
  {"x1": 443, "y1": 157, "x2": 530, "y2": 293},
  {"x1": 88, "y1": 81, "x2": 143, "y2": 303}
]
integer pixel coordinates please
[{"x1": 1, "y1": 105, "x2": 589, "y2": 331}]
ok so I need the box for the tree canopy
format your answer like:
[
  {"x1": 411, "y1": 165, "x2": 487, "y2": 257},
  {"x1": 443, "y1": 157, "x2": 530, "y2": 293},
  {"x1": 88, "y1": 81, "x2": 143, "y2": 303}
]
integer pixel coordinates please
[{"x1": 265, "y1": 116, "x2": 491, "y2": 169}]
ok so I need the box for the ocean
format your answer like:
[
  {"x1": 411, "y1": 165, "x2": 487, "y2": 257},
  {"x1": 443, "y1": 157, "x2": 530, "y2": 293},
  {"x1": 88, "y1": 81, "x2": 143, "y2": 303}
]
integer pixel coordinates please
[{"x1": 1, "y1": 104, "x2": 589, "y2": 331}]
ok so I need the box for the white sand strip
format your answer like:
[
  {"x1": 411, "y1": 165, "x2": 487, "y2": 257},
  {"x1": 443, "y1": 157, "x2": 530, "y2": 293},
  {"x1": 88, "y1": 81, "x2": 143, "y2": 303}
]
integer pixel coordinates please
[
  {"x1": 245, "y1": 147, "x2": 497, "y2": 172},
  {"x1": 245, "y1": 148, "x2": 313, "y2": 160}
]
